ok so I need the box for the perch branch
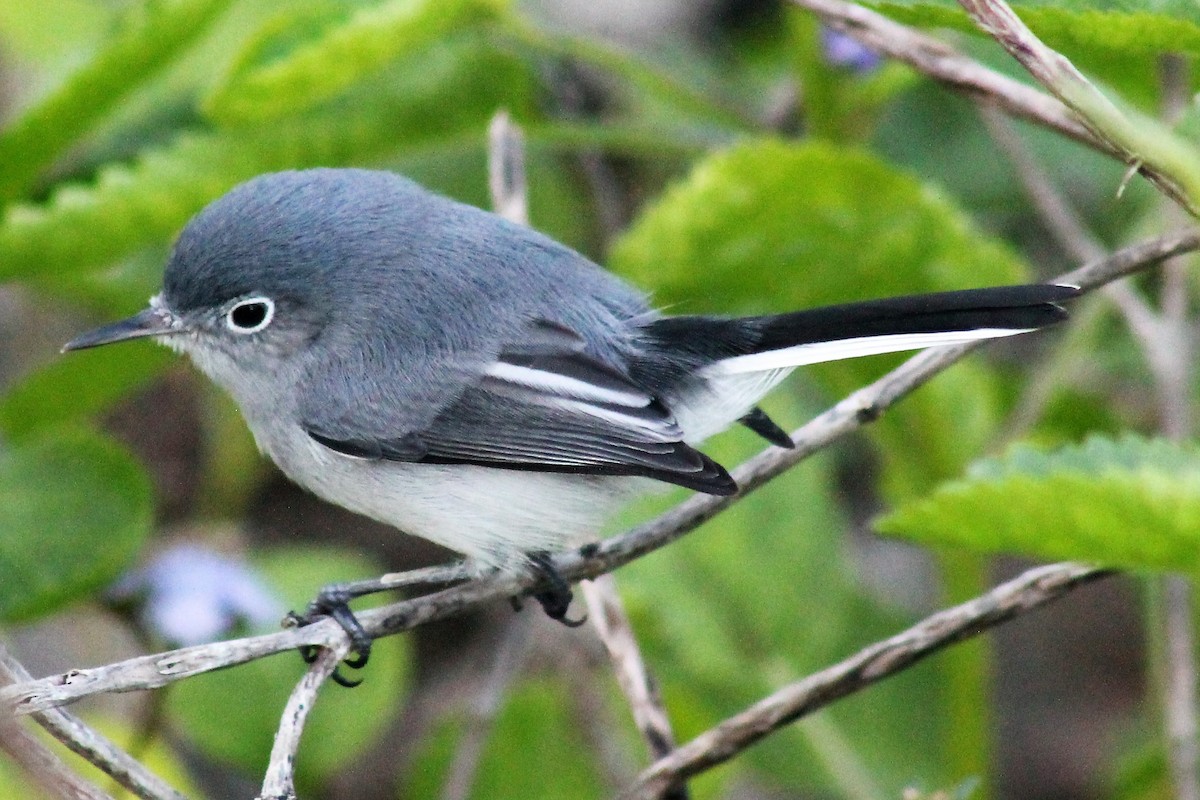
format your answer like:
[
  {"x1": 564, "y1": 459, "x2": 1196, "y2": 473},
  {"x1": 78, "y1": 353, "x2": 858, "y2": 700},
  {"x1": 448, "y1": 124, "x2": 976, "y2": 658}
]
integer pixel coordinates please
[{"x1": 256, "y1": 639, "x2": 348, "y2": 800}]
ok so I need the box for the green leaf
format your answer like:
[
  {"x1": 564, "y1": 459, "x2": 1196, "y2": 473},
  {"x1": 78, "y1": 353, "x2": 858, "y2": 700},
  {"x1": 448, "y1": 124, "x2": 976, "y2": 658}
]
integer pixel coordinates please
[
  {"x1": 878, "y1": 435, "x2": 1200, "y2": 570},
  {"x1": 608, "y1": 139, "x2": 1031, "y2": 496},
  {"x1": 0, "y1": 340, "x2": 174, "y2": 441},
  {"x1": 0, "y1": 0, "x2": 111, "y2": 63},
  {"x1": 872, "y1": 2, "x2": 1200, "y2": 56},
  {"x1": 0, "y1": 0, "x2": 235, "y2": 201},
  {"x1": 0, "y1": 32, "x2": 536, "y2": 282},
  {"x1": 169, "y1": 546, "x2": 410, "y2": 789},
  {"x1": 0, "y1": 428, "x2": 153, "y2": 621},
  {"x1": 204, "y1": 0, "x2": 501, "y2": 124},
  {"x1": 609, "y1": 139, "x2": 1027, "y2": 313}
]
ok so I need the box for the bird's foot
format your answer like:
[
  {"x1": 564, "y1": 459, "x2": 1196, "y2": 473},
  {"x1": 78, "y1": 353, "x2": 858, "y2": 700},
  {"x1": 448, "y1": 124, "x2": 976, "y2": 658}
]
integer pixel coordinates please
[
  {"x1": 286, "y1": 562, "x2": 471, "y2": 687},
  {"x1": 287, "y1": 584, "x2": 372, "y2": 687},
  {"x1": 525, "y1": 552, "x2": 587, "y2": 628}
]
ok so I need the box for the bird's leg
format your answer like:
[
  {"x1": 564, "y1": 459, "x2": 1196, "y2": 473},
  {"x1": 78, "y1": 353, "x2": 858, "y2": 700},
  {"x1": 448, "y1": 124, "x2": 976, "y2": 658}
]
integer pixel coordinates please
[
  {"x1": 289, "y1": 561, "x2": 472, "y2": 686},
  {"x1": 525, "y1": 552, "x2": 587, "y2": 628}
]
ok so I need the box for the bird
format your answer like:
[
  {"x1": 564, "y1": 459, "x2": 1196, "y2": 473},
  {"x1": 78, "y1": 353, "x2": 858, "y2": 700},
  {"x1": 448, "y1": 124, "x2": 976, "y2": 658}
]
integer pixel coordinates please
[{"x1": 65, "y1": 167, "x2": 1076, "y2": 659}]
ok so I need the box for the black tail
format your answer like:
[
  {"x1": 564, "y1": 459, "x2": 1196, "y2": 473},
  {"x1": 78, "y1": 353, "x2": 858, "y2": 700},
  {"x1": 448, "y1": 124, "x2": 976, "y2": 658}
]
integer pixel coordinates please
[
  {"x1": 750, "y1": 284, "x2": 1077, "y2": 352},
  {"x1": 639, "y1": 284, "x2": 1078, "y2": 377}
]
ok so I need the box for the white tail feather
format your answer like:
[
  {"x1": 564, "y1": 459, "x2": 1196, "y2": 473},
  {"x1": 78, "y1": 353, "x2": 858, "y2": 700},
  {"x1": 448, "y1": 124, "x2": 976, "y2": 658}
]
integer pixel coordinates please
[{"x1": 703, "y1": 327, "x2": 1032, "y2": 376}]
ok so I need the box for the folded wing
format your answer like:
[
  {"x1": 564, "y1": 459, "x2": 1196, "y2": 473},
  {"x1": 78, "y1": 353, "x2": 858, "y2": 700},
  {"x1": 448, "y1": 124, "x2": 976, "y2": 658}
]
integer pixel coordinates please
[{"x1": 303, "y1": 320, "x2": 736, "y2": 495}]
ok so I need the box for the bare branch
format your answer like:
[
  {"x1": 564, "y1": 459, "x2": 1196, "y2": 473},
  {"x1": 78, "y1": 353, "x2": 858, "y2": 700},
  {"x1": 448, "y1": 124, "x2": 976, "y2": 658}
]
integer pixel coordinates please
[
  {"x1": 787, "y1": 0, "x2": 1080, "y2": 140},
  {"x1": 786, "y1": 0, "x2": 1198, "y2": 214},
  {"x1": 0, "y1": 646, "x2": 184, "y2": 800},
  {"x1": 1153, "y1": 51, "x2": 1200, "y2": 800},
  {"x1": 581, "y1": 576, "x2": 684, "y2": 799},
  {"x1": 978, "y1": 107, "x2": 1105, "y2": 264},
  {"x1": 488, "y1": 110, "x2": 529, "y2": 226},
  {"x1": 256, "y1": 639, "x2": 348, "y2": 800},
  {"x1": 622, "y1": 564, "x2": 1113, "y2": 799},
  {"x1": 0, "y1": 714, "x2": 111, "y2": 800},
  {"x1": 3, "y1": 624, "x2": 347, "y2": 716},
  {"x1": 1162, "y1": 577, "x2": 1200, "y2": 800},
  {"x1": 4, "y1": 231, "x2": 1199, "y2": 719},
  {"x1": 440, "y1": 616, "x2": 533, "y2": 800}
]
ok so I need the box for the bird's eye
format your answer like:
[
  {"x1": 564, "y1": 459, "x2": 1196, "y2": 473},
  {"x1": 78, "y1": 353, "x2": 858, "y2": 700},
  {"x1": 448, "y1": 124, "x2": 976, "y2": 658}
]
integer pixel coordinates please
[{"x1": 226, "y1": 297, "x2": 275, "y2": 334}]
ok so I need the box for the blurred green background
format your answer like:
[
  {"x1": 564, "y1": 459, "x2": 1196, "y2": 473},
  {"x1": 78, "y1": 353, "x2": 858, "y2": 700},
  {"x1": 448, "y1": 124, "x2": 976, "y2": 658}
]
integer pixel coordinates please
[{"x1": 0, "y1": 0, "x2": 1196, "y2": 798}]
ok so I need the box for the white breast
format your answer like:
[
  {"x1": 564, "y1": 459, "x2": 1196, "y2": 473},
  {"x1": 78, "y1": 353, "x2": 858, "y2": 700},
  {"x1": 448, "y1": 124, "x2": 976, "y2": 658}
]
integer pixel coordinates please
[{"x1": 248, "y1": 412, "x2": 638, "y2": 574}]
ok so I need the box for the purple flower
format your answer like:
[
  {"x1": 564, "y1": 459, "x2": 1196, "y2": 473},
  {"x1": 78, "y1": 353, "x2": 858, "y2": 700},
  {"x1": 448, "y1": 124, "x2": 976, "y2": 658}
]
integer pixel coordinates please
[
  {"x1": 821, "y1": 27, "x2": 882, "y2": 73},
  {"x1": 109, "y1": 543, "x2": 283, "y2": 646}
]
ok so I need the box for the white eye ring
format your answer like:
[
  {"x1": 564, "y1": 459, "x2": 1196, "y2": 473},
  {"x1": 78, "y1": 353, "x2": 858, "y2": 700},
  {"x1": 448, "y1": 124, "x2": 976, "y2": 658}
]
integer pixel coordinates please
[{"x1": 225, "y1": 297, "x2": 275, "y2": 334}]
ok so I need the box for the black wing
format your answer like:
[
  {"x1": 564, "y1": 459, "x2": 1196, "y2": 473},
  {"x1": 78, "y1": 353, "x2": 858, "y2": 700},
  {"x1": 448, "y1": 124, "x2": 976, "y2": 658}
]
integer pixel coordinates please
[{"x1": 303, "y1": 320, "x2": 735, "y2": 495}]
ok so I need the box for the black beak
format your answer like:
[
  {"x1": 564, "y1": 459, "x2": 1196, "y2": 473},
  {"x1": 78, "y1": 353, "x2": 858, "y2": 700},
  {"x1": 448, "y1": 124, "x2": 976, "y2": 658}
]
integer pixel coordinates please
[{"x1": 62, "y1": 306, "x2": 180, "y2": 352}]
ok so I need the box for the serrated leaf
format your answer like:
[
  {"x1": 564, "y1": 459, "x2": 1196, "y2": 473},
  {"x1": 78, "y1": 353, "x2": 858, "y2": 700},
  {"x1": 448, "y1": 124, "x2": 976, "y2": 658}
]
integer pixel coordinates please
[
  {"x1": 875, "y1": 2, "x2": 1200, "y2": 49},
  {"x1": 609, "y1": 139, "x2": 1027, "y2": 313},
  {"x1": 0, "y1": 428, "x2": 153, "y2": 621},
  {"x1": 608, "y1": 139, "x2": 1032, "y2": 496},
  {"x1": 0, "y1": 33, "x2": 535, "y2": 282},
  {"x1": 204, "y1": 0, "x2": 500, "y2": 124},
  {"x1": 878, "y1": 436, "x2": 1200, "y2": 570},
  {"x1": 169, "y1": 546, "x2": 410, "y2": 789},
  {"x1": 0, "y1": 0, "x2": 235, "y2": 201}
]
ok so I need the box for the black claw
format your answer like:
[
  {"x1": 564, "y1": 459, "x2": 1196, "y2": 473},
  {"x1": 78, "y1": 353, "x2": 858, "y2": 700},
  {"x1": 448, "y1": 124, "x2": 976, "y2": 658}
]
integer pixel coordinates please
[
  {"x1": 329, "y1": 668, "x2": 364, "y2": 688},
  {"x1": 527, "y1": 553, "x2": 588, "y2": 628},
  {"x1": 318, "y1": 598, "x2": 373, "y2": 669},
  {"x1": 288, "y1": 583, "x2": 375, "y2": 686},
  {"x1": 342, "y1": 649, "x2": 370, "y2": 670}
]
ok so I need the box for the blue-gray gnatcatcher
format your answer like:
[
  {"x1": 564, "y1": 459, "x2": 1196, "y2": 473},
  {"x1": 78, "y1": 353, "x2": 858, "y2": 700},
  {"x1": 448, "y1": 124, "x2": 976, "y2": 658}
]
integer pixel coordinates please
[{"x1": 65, "y1": 168, "x2": 1075, "y2": 653}]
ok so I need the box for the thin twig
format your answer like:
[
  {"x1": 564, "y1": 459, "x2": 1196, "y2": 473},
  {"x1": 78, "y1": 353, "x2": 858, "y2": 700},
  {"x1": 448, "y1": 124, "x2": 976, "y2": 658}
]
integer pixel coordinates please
[
  {"x1": 1164, "y1": 576, "x2": 1200, "y2": 800},
  {"x1": 785, "y1": 0, "x2": 1197, "y2": 213},
  {"x1": 978, "y1": 106, "x2": 1105, "y2": 264},
  {"x1": 4, "y1": 231, "x2": 1199, "y2": 719},
  {"x1": 622, "y1": 564, "x2": 1114, "y2": 799},
  {"x1": 488, "y1": 109, "x2": 529, "y2": 226},
  {"x1": 0, "y1": 712, "x2": 111, "y2": 800},
  {"x1": 439, "y1": 616, "x2": 534, "y2": 800},
  {"x1": 977, "y1": 105, "x2": 1165, "y2": 438},
  {"x1": 490, "y1": 109, "x2": 678, "y2": 794},
  {"x1": 1153, "y1": 50, "x2": 1200, "y2": 800},
  {"x1": 0, "y1": 646, "x2": 185, "y2": 800},
  {"x1": 256, "y1": 639, "x2": 348, "y2": 800},
  {"x1": 581, "y1": 576, "x2": 685, "y2": 800}
]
